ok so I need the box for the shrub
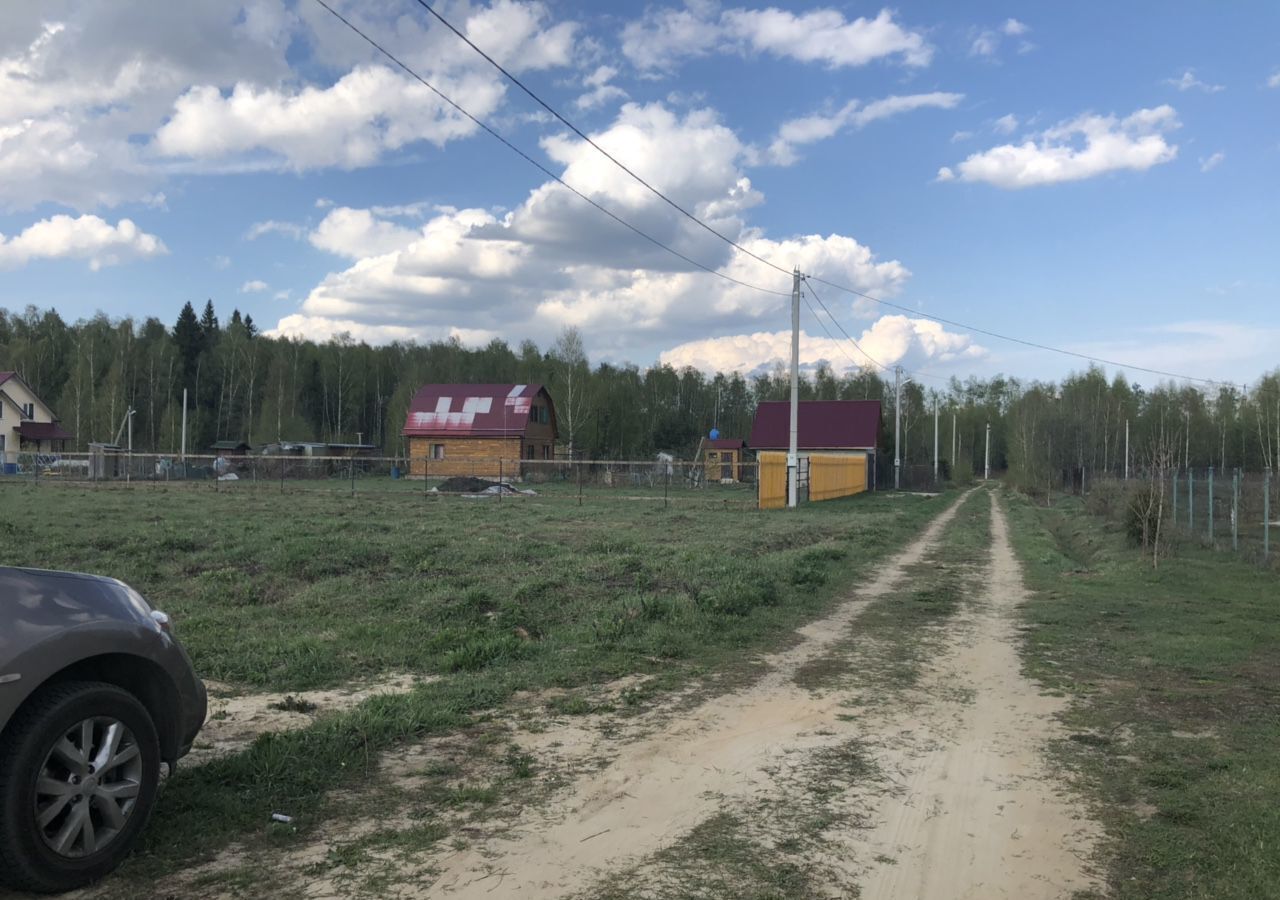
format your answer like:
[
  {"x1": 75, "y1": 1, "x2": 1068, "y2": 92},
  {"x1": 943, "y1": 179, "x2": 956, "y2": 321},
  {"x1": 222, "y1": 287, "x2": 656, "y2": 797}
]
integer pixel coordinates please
[{"x1": 1124, "y1": 482, "x2": 1165, "y2": 549}]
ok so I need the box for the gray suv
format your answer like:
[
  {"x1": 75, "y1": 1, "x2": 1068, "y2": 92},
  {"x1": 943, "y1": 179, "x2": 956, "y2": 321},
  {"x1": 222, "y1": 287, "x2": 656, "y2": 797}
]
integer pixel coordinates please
[{"x1": 0, "y1": 567, "x2": 207, "y2": 893}]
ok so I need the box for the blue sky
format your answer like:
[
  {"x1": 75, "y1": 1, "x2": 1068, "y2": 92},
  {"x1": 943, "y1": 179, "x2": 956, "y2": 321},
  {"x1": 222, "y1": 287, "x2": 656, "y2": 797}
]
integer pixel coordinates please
[{"x1": 0, "y1": 0, "x2": 1277, "y2": 386}]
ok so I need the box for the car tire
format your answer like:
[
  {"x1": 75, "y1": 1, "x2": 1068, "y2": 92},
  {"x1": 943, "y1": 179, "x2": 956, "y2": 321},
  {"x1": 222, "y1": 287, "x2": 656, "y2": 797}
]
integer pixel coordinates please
[{"x1": 0, "y1": 681, "x2": 161, "y2": 894}]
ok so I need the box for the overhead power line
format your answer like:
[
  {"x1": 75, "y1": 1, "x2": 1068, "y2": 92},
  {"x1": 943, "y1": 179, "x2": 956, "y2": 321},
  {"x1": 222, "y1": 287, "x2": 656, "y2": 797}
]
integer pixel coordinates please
[
  {"x1": 408, "y1": 0, "x2": 793, "y2": 280},
  {"x1": 310, "y1": 0, "x2": 788, "y2": 298},
  {"x1": 805, "y1": 273, "x2": 1240, "y2": 389},
  {"x1": 802, "y1": 277, "x2": 892, "y2": 374}
]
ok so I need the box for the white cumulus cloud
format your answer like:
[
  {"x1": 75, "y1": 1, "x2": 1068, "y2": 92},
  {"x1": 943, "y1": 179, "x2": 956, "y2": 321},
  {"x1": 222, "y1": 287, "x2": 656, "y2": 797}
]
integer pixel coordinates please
[
  {"x1": 240, "y1": 279, "x2": 269, "y2": 292},
  {"x1": 659, "y1": 315, "x2": 986, "y2": 376},
  {"x1": 0, "y1": 213, "x2": 166, "y2": 269},
  {"x1": 269, "y1": 101, "x2": 913, "y2": 359},
  {"x1": 757, "y1": 92, "x2": 964, "y2": 165},
  {"x1": 622, "y1": 5, "x2": 930, "y2": 72},
  {"x1": 1199, "y1": 151, "x2": 1225, "y2": 172},
  {"x1": 938, "y1": 105, "x2": 1180, "y2": 189}
]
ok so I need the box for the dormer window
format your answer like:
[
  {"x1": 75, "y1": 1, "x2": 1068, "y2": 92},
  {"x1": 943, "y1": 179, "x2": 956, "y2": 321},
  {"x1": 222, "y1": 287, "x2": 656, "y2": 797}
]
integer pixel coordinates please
[{"x1": 21, "y1": 402, "x2": 33, "y2": 419}]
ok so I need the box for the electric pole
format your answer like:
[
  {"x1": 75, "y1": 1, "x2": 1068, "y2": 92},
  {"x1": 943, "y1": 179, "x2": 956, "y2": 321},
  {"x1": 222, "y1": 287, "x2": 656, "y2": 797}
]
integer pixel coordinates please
[
  {"x1": 1125, "y1": 418, "x2": 1130, "y2": 480},
  {"x1": 951, "y1": 409, "x2": 957, "y2": 477},
  {"x1": 788, "y1": 268, "x2": 800, "y2": 508},
  {"x1": 984, "y1": 421, "x2": 991, "y2": 481},
  {"x1": 893, "y1": 365, "x2": 903, "y2": 490},
  {"x1": 932, "y1": 394, "x2": 939, "y2": 484}
]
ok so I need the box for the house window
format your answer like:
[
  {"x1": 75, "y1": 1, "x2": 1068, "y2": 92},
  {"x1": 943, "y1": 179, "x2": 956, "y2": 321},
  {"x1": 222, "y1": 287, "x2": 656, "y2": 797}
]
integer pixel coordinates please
[
  {"x1": 542, "y1": 445, "x2": 550, "y2": 460},
  {"x1": 529, "y1": 406, "x2": 537, "y2": 423},
  {"x1": 540, "y1": 406, "x2": 549, "y2": 424},
  {"x1": 431, "y1": 444, "x2": 445, "y2": 460},
  {"x1": 526, "y1": 444, "x2": 535, "y2": 459},
  {"x1": 22, "y1": 403, "x2": 33, "y2": 419}
]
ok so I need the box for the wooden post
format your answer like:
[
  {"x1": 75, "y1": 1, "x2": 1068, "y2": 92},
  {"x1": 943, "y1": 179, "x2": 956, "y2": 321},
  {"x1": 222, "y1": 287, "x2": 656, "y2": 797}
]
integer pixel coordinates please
[{"x1": 577, "y1": 460, "x2": 583, "y2": 507}]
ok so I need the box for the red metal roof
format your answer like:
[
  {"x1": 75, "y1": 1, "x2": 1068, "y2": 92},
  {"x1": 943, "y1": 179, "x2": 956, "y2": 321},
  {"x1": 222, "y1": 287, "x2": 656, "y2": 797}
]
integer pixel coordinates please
[
  {"x1": 0, "y1": 371, "x2": 14, "y2": 387},
  {"x1": 705, "y1": 438, "x2": 744, "y2": 450},
  {"x1": 18, "y1": 421, "x2": 74, "y2": 441},
  {"x1": 402, "y1": 384, "x2": 555, "y2": 437},
  {"x1": 749, "y1": 400, "x2": 882, "y2": 450}
]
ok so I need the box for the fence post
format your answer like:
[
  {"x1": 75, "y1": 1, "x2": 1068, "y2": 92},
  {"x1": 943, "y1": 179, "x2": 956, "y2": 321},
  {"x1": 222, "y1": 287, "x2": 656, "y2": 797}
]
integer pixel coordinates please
[
  {"x1": 350, "y1": 457, "x2": 355, "y2": 498},
  {"x1": 577, "y1": 461, "x2": 583, "y2": 507},
  {"x1": 664, "y1": 466, "x2": 670, "y2": 509},
  {"x1": 1188, "y1": 469, "x2": 1194, "y2": 529},
  {"x1": 499, "y1": 456, "x2": 504, "y2": 503},
  {"x1": 1172, "y1": 468, "x2": 1178, "y2": 526},
  {"x1": 1232, "y1": 469, "x2": 1239, "y2": 552},
  {"x1": 1264, "y1": 472, "x2": 1271, "y2": 561},
  {"x1": 1208, "y1": 466, "x2": 1215, "y2": 542},
  {"x1": 280, "y1": 456, "x2": 285, "y2": 494}
]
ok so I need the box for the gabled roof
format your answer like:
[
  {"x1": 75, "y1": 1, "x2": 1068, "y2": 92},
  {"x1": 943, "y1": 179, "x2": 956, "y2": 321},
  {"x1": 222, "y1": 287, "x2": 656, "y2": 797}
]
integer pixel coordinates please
[
  {"x1": 749, "y1": 400, "x2": 882, "y2": 450},
  {"x1": 0, "y1": 371, "x2": 56, "y2": 420},
  {"x1": 402, "y1": 384, "x2": 556, "y2": 438},
  {"x1": 210, "y1": 440, "x2": 252, "y2": 451}
]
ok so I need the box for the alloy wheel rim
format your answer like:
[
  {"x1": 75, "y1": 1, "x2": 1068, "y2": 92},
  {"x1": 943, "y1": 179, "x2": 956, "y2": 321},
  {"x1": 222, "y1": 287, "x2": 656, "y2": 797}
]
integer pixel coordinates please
[{"x1": 33, "y1": 717, "x2": 144, "y2": 858}]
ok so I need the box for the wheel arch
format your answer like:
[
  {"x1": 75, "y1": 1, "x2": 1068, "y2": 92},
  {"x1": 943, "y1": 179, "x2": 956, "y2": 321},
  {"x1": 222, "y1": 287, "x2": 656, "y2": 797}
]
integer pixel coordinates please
[{"x1": 4, "y1": 656, "x2": 182, "y2": 764}]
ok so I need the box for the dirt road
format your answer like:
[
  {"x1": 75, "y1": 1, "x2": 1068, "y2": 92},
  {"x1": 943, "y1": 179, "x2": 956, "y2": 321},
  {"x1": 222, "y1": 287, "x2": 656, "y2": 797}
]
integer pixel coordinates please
[
  {"x1": 145, "y1": 489, "x2": 1100, "y2": 899},
  {"x1": 850, "y1": 492, "x2": 1099, "y2": 899},
  {"x1": 423, "y1": 489, "x2": 1099, "y2": 899}
]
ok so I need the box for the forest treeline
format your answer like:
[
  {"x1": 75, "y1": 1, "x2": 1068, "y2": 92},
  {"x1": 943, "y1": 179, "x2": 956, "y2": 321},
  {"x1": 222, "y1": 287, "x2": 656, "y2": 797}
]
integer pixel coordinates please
[{"x1": 1, "y1": 302, "x2": 1277, "y2": 481}]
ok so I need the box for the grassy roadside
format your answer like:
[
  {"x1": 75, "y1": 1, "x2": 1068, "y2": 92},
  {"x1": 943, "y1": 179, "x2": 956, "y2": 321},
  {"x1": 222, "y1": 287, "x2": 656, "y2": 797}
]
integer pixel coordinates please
[
  {"x1": 0, "y1": 485, "x2": 953, "y2": 891},
  {"x1": 1002, "y1": 489, "x2": 1280, "y2": 899}
]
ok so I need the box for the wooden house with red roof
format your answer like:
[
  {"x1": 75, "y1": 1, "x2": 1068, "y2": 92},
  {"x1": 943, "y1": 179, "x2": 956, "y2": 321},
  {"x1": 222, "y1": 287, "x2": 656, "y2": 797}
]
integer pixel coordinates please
[{"x1": 402, "y1": 383, "x2": 557, "y2": 478}]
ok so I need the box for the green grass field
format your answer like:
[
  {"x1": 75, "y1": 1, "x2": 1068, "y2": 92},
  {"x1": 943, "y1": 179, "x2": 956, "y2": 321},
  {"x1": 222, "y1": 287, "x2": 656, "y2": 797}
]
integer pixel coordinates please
[
  {"x1": 1005, "y1": 490, "x2": 1280, "y2": 899},
  {"x1": 0, "y1": 481, "x2": 946, "y2": 886}
]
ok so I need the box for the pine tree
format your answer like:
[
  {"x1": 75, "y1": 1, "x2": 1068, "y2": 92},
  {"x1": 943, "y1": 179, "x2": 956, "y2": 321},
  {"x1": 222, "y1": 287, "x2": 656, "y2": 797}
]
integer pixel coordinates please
[
  {"x1": 200, "y1": 299, "x2": 219, "y2": 343},
  {"x1": 244, "y1": 314, "x2": 257, "y2": 338},
  {"x1": 173, "y1": 301, "x2": 203, "y2": 388}
]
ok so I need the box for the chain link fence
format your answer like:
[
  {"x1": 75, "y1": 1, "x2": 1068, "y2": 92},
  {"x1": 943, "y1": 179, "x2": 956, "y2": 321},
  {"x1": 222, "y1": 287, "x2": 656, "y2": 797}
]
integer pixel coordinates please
[
  {"x1": 0, "y1": 451, "x2": 765, "y2": 509},
  {"x1": 1087, "y1": 469, "x2": 1276, "y2": 566}
]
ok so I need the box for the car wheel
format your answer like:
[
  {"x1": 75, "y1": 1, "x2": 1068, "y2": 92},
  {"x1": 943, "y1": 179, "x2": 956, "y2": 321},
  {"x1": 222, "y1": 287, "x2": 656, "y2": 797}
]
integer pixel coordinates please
[{"x1": 0, "y1": 681, "x2": 161, "y2": 894}]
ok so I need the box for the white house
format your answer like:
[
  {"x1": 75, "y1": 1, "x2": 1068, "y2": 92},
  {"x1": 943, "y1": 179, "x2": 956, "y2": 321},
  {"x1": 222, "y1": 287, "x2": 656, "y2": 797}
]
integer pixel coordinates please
[{"x1": 0, "y1": 371, "x2": 73, "y2": 469}]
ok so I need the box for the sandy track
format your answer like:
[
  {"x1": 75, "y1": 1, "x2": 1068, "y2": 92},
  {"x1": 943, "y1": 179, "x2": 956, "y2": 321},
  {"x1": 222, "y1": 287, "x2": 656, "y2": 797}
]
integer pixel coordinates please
[
  {"x1": 426, "y1": 492, "x2": 973, "y2": 898},
  {"x1": 850, "y1": 492, "x2": 1100, "y2": 899}
]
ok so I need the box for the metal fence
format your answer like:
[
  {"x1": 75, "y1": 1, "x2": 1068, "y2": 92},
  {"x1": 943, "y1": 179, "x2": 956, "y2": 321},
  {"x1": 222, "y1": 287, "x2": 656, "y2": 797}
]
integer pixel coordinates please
[
  {"x1": 0, "y1": 451, "x2": 766, "y2": 509},
  {"x1": 1090, "y1": 469, "x2": 1276, "y2": 565}
]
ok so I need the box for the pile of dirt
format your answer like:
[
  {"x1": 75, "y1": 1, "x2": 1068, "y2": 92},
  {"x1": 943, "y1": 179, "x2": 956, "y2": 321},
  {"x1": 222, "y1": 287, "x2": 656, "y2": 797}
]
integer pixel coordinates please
[{"x1": 436, "y1": 476, "x2": 502, "y2": 493}]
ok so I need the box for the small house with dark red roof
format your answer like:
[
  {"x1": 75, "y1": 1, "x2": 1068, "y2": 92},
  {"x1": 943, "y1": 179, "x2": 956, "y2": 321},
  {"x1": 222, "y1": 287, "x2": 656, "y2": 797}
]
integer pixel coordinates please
[
  {"x1": 699, "y1": 437, "x2": 745, "y2": 482},
  {"x1": 0, "y1": 371, "x2": 74, "y2": 470},
  {"x1": 749, "y1": 400, "x2": 882, "y2": 489},
  {"x1": 402, "y1": 384, "x2": 557, "y2": 479}
]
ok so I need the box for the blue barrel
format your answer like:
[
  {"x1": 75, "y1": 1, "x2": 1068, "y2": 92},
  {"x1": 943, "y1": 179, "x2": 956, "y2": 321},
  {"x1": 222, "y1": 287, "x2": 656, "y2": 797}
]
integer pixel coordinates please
[
  {"x1": 2, "y1": 463, "x2": 17, "y2": 476},
  {"x1": 390, "y1": 465, "x2": 401, "y2": 480}
]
